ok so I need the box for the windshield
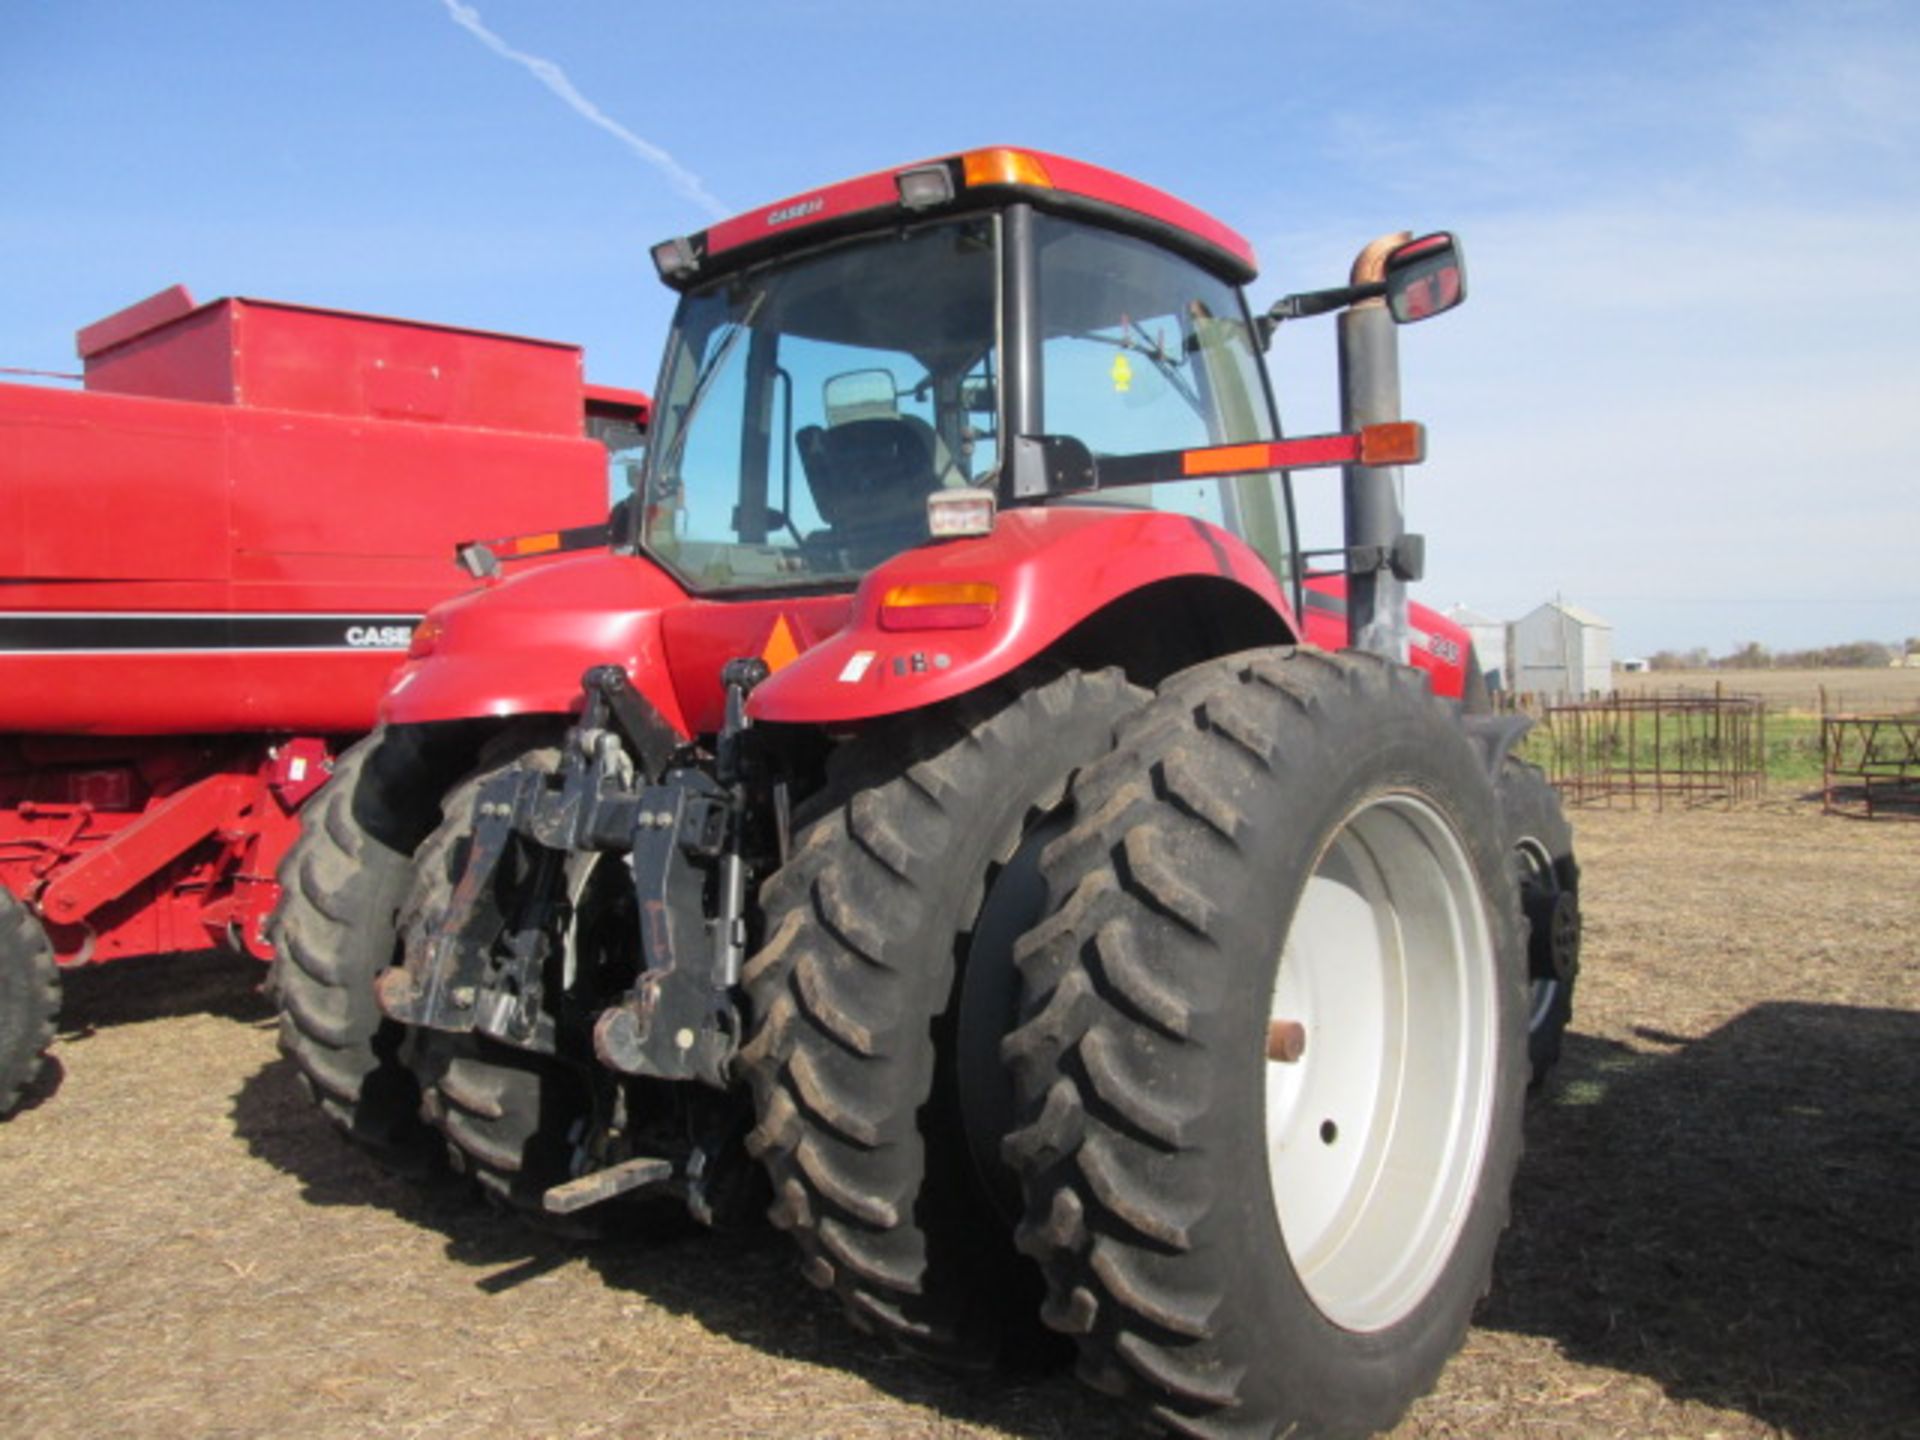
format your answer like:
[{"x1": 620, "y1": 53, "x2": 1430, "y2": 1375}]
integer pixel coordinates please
[
  {"x1": 640, "y1": 217, "x2": 999, "y2": 591},
  {"x1": 1034, "y1": 213, "x2": 1292, "y2": 584}
]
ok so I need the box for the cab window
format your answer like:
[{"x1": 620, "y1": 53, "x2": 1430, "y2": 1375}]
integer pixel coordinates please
[{"x1": 1034, "y1": 213, "x2": 1292, "y2": 582}]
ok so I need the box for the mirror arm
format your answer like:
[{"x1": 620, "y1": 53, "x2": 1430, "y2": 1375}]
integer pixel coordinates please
[{"x1": 1258, "y1": 280, "x2": 1388, "y2": 348}]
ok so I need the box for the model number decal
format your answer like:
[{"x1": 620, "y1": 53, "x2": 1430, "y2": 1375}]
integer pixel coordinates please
[{"x1": 1422, "y1": 632, "x2": 1462, "y2": 665}]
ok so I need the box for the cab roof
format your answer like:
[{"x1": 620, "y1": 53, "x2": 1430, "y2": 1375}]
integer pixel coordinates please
[{"x1": 651, "y1": 146, "x2": 1259, "y2": 290}]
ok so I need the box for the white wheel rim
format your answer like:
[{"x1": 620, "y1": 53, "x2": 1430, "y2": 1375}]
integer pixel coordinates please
[
  {"x1": 1528, "y1": 977, "x2": 1559, "y2": 1032},
  {"x1": 1264, "y1": 792, "x2": 1499, "y2": 1332}
]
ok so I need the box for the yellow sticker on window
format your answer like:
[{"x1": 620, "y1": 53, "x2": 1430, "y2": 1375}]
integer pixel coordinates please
[{"x1": 1111, "y1": 352, "x2": 1133, "y2": 393}]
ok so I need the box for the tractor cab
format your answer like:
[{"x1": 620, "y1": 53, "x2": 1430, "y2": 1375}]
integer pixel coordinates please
[
  {"x1": 635, "y1": 148, "x2": 1295, "y2": 599},
  {"x1": 394, "y1": 148, "x2": 1466, "y2": 737}
]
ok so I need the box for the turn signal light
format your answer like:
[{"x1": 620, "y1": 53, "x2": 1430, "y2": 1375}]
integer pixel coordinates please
[
  {"x1": 961, "y1": 148, "x2": 1055, "y2": 191},
  {"x1": 1358, "y1": 421, "x2": 1426, "y2": 466},
  {"x1": 407, "y1": 616, "x2": 443, "y2": 658},
  {"x1": 878, "y1": 582, "x2": 999, "y2": 631}
]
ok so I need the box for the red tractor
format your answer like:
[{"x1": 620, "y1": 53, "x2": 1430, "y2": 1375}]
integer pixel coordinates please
[
  {"x1": 273, "y1": 148, "x2": 1581, "y2": 1439},
  {"x1": 0, "y1": 286, "x2": 645, "y2": 1117}
]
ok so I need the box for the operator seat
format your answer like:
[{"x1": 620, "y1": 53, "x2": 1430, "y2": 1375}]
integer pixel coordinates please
[{"x1": 795, "y1": 416, "x2": 944, "y2": 570}]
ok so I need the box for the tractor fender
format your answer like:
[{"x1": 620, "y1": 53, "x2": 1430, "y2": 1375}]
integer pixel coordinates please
[
  {"x1": 381, "y1": 551, "x2": 693, "y2": 736},
  {"x1": 749, "y1": 507, "x2": 1294, "y2": 726}
]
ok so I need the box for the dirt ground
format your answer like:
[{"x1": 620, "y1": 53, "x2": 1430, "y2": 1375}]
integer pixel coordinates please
[{"x1": 3, "y1": 794, "x2": 1916, "y2": 1440}]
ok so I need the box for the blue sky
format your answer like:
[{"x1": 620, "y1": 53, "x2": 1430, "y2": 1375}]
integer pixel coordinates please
[{"x1": 4, "y1": 0, "x2": 1915, "y2": 654}]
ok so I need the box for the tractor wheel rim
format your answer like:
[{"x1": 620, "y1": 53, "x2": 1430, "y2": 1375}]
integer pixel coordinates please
[
  {"x1": 1516, "y1": 838, "x2": 1563, "y2": 1031},
  {"x1": 1528, "y1": 977, "x2": 1560, "y2": 1031},
  {"x1": 1264, "y1": 792, "x2": 1499, "y2": 1332}
]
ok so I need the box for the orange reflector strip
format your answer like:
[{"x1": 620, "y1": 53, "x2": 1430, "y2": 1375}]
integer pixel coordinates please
[
  {"x1": 1173, "y1": 426, "x2": 1426, "y2": 480},
  {"x1": 1358, "y1": 422, "x2": 1426, "y2": 466},
  {"x1": 961, "y1": 148, "x2": 1055, "y2": 190},
  {"x1": 1183, "y1": 443, "x2": 1276, "y2": 477},
  {"x1": 759, "y1": 615, "x2": 801, "y2": 673},
  {"x1": 510, "y1": 532, "x2": 562, "y2": 556}
]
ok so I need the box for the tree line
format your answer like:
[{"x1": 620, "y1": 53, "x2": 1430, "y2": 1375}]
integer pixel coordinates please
[{"x1": 1647, "y1": 639, "x2": 1920, "y2": 670}]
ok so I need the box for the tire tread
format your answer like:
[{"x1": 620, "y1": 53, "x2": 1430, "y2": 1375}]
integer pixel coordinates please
[
  {"x1": 739, "y1": 664, "x2": 1144, "y2": 1358},
  {"x1": 0, "y1": 889, "x2": 60, "y2": 1118},
  {"x1": 271, "y1": 729, "x2": 446, "y2": 1172},
  {"x1": 1005, "y1": 647, "x2": 1527, "y2": 1439}
]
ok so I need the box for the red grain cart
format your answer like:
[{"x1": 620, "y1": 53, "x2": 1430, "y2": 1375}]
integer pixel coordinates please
[{"x1": 0, "y1": 285, "x2": 644, "y2": 1113}]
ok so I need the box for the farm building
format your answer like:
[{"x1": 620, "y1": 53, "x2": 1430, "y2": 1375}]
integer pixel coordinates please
[
  {"x1": 1443, "y1": 604, "x2": 1508, "y2": 689},
  {"x1": 1512, "y1": 599, "x2": 1613, "y2": 699}
]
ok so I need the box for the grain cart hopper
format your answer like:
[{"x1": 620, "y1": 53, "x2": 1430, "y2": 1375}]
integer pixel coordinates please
[
  {"x1": 275, "y1": 148, "x2": 1582, "y2": 1438},
  {"x1": 0, "y1": 286, "x2": 645, "y2": 1116}
]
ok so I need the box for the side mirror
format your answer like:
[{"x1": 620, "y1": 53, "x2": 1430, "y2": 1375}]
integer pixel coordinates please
[
  {"x1": 1385, "y1": 233, "x2": 1467, "y2": 324},
  {"x1": 823, "y1": 368, "x2": 899, "y2": 427}
]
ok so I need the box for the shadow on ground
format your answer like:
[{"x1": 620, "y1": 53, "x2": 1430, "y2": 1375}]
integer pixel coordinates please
[
  {"x1": 1491, "y1": 1004, "x2": 1920, "y2": 1439},
  {"x1": 228, "y1": 983, "x2": 1920, "y2": 1439},
  {"x1": 28, "y1": 947, "x2": 274, "y2": 1112},
  {"x1": 230, "y1": 1052, "x2": 1101, "y2": 1439},
  {"x1": 57, "y1": 946, "x2": 274, "y2": 1032}
]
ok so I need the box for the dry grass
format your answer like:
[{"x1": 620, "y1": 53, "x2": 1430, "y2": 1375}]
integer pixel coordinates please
[{"x1": 2, "y1": 795, "x2": 1916, "y2": 1440}]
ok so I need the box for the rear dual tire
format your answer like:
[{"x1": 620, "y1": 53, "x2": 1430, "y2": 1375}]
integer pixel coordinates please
[
  {"x1": 739, "y1": 663, "x2": 1145, "y2": 1359},
  {"x1": 1003, "y1": 649, "x2": 1527, "y2": 1439},
  {"x1": 1497, "y1": 758, "x2": 1581, "y2": 1086}
]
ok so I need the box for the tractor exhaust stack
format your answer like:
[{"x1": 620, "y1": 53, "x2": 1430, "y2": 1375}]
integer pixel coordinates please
[{"x1": 1338, "y1": 231, "x2": 1414, "y2": 663}]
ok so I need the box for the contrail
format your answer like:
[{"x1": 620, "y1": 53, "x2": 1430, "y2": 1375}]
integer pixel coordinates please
[{"x1": 438, "y1": 0, "x2": 729, "y2": 219}]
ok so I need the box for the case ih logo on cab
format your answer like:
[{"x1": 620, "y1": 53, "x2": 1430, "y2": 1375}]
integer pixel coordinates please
[{"x1": 767, "y1": 197, "x2": 824, "y2": 227}]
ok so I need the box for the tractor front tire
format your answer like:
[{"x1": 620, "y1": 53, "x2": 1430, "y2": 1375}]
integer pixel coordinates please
[
  {"x1": 1497, "y1": 757, "x2": 1581, "y2": 1086},
  {"x1": 0, "y1": 888, "x2": 59, "y2": 1119},
  {"x1": 1003, "y1": 649, "x2": 1527, "y2": 1440},
  {"x1": 739, "y1": 663, "x2": 1144, "y2": 1360},
  {"x1": 272, "y1": 726, "x2": 455, "y2": 1175}
]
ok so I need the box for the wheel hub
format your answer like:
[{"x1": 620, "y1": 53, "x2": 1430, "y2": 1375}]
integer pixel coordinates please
[{"x1": 1264, "y1": 792, "x2": 1499, "y2": 1333}]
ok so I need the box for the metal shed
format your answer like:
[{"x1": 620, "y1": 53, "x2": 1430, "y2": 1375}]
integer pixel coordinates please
[
  {"x1": 1443, "y1": 604, "x2": 1508, "y2": 691},
  {"x1": 1512, "y1": 600, "x2": 1613, "y2": 699}
]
